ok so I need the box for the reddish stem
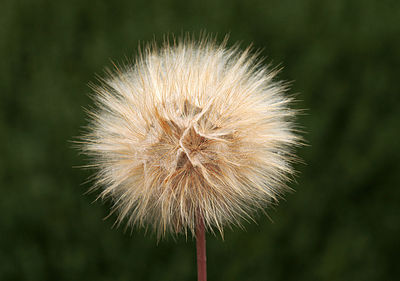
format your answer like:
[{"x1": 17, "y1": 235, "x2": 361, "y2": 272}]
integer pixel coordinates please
[{"x1": 196, "y1": 216, "x2": 207, "y2": 281}]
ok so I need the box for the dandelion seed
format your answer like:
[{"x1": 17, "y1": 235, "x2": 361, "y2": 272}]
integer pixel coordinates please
[{"x1": 80, "y1": 34, "x2": 301, "y2": 281}]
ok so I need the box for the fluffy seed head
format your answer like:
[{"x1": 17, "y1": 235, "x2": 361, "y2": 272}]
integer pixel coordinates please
[{"x1": 81, "y1": 36, "x2": 301, "y2": 238}]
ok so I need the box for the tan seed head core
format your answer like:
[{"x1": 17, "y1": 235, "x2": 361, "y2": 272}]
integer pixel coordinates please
[{"x1": 81, "y1": 36, "x2": 301, "y2": 238}]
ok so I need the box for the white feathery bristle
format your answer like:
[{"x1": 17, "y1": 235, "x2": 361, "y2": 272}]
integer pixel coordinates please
[{"x1": 81, "y1": 36, "x2": 301, "y2": 238}]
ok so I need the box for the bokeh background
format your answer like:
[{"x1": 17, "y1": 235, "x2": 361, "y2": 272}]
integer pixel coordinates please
[{"x1": 1, "y1": 0, "x2": 399, "y2": 280}]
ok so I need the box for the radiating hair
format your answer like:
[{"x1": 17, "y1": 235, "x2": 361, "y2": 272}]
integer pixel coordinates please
[{"x1": 80, "y1": 35, "x2": 301, "y2": 238}]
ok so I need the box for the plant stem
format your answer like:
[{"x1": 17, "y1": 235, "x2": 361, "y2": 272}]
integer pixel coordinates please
[{"x1": 196, "y1": 216, "x2": 207, "y2": 281}]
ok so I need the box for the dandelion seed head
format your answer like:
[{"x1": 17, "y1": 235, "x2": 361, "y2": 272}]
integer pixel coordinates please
[{"x1": 81, "y1": 36, "x2": 301, "y2": 238}]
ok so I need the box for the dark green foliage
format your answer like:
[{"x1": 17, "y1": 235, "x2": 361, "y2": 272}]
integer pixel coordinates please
[{"x1": 1, "y1": 0, "x2": 399, "y2": 280}]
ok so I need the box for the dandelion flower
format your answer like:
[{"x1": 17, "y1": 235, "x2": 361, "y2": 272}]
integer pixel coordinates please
[{"x1": 81, "y1": 36, "x2": 300, "y2": 239}]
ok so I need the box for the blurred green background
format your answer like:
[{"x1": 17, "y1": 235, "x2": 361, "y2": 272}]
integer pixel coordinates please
[{"x1": 1, "y1": 0, "x2": 399, "y2": 280}]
